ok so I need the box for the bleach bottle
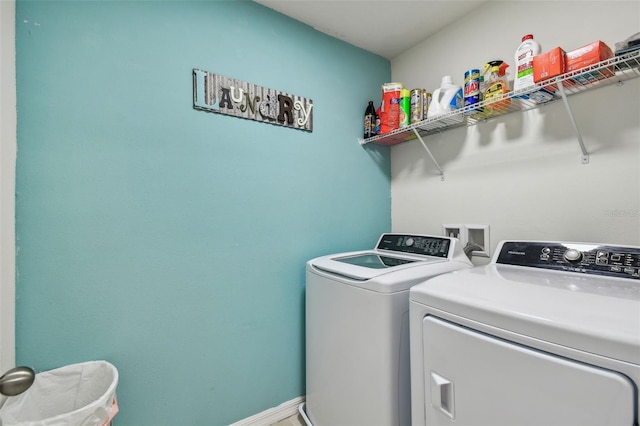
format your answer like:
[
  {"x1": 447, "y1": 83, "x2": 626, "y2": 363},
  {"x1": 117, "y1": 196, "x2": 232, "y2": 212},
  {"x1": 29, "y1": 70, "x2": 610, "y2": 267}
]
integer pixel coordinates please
[
  {"x1": 427, "y1": 76, "x2": 463, "y2": 120},
  {"x1": 514, "y1": 34, "x2": 541, "y2": 91}
]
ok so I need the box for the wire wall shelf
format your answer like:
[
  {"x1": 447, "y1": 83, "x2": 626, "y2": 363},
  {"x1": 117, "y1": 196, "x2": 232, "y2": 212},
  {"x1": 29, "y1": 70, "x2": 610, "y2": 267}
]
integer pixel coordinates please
[{"x1": 359, "y1": 49, "x2": 640, "y2": 150}]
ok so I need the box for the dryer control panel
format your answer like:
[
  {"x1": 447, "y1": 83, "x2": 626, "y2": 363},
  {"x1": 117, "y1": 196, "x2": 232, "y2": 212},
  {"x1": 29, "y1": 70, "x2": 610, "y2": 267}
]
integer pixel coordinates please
[{"x1": 496, "y1": 241, "x2": 640, "y2": 279}]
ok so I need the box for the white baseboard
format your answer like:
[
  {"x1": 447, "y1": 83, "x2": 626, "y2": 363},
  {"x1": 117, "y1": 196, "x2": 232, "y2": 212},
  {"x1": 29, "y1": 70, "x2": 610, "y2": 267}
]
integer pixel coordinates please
[{"x1": 230, "y1": 396, "x2": 306, "y2": 426}]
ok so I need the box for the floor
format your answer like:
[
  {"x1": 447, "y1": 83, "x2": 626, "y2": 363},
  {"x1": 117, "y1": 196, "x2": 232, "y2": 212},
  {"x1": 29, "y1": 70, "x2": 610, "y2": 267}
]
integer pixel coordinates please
[{"x1": 271, "y1": 413, "x2": 305, "y2": 426}]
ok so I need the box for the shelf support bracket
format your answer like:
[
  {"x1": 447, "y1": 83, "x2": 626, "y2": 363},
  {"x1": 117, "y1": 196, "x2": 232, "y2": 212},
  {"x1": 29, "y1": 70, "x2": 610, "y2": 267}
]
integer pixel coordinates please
[
  {"x1": 413, "y1": 128, "x2": 445, "y2": 180},
  {"x1": 555, "y1": 78, "x2": 589, "y2": 164}
]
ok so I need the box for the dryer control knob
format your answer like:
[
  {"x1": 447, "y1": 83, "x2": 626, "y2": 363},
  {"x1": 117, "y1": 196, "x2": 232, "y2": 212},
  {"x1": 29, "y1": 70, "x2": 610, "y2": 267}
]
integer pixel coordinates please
[
  {"x1": 405, "y1": 238, "x2": 415, "y2": 247},
  {"x1": 564, "y1": 248, "x2": 583, "y2": 263}
]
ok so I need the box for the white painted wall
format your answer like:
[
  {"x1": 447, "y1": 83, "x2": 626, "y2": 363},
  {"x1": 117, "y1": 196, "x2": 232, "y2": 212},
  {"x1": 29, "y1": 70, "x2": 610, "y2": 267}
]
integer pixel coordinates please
[
  {"x1": 390, "y1": 1, "x2": 640, "y2": 264},
  {"x1": 0, "y1": 0, "x2": 17, "y2": 373}
]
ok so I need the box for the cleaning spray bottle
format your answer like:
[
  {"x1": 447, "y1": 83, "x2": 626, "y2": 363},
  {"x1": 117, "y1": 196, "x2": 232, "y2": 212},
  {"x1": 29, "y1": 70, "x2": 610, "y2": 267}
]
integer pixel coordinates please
[{"x1": 482, "y1": 60, "x2": 511, "y2": 115}]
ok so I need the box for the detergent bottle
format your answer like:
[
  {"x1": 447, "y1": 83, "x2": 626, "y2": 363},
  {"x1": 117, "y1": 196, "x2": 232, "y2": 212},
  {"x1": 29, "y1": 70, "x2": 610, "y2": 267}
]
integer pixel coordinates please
[
  {"x1": 513, "y1": 34, "x2": 554, "y2": 103},
  {"x1": 482, "y1": 60, "x2": 511, "y2": 115},
  {"x1": 513, "y1": 34, "x2": 541, "y2": 92},
  {"x1": 426, "y1": 76, "x2": 463, "y2": 121}
]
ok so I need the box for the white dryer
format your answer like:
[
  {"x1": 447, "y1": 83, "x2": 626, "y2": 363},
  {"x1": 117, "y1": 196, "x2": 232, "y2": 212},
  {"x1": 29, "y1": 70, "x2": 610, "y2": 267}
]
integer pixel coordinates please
[
  {"x1": 304, "y1": 233, "x2": 472, "y2": 426},
  {"x1": 409, "y1": 240, "x2": 640, "y2": 426}
]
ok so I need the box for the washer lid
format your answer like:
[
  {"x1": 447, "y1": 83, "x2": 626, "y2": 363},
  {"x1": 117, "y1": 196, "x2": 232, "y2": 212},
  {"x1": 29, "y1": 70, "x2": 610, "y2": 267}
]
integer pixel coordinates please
[
  {"x1": 306, "y1": 233, "x2": 472, "y2": 293},
  {"x1": 333, "y1": 252, "x2": 420, "y2": 269},
  {"x1": 312, "y1": 250, "x2": 445, "y2": 281},
  {"x1": 410, "y1": 264, "x2": 640, "y2": 365}
]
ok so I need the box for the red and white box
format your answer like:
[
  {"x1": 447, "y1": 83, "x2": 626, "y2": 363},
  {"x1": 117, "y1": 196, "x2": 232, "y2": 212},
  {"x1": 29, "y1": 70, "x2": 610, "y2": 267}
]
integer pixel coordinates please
[
  {"x1": 533, "y1": 47, "x2": 565, "y2": 83},
  {"x1": 564, "y1": 40, "x2": 614, "y2": 86},
  {"x1": 533, "y1": 47, "x2": 565, "y2": 93}
]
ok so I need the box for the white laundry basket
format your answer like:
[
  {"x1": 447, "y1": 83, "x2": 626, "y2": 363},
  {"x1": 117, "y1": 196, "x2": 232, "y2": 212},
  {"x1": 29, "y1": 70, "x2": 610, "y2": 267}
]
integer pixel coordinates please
[{"x1": 0, "y1": 360, "x2": 119, "y2": 426}]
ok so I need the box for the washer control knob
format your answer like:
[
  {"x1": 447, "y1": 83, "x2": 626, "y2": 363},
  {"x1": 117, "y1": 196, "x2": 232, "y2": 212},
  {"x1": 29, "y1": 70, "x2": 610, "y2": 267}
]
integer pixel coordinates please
[
  {"x1": 405, "y1": 238, "x2": 415, "y2": 247},
  {"x1": 564, "y1": 248, "x2": 583, "y2": 263}
]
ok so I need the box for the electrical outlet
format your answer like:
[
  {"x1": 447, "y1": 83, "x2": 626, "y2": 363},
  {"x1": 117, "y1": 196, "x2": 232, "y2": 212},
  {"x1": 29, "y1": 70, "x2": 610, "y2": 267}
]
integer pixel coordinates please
[
  {"x1": 466, "y1": 225, "x2": 490, "y2": 258},
  {"x1": 442, "y1": 224, "x2": 465, "y2": 241}
]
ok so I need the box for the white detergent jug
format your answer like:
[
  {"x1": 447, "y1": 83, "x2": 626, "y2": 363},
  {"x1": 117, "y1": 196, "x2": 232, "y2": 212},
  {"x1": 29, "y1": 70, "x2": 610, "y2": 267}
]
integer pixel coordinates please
[
  {"x1": 513, "y1": 34, "x2": 542, "y2": 92},
  {"x1": 427, "y1": 76, "x2": 463, "y2": 120}
]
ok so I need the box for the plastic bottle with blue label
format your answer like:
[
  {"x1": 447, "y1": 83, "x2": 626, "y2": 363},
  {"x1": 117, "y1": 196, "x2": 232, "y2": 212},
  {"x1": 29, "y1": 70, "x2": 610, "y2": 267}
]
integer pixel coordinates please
[{"x1": 427, "y1": 76, "x2": 463, "y2": 121}]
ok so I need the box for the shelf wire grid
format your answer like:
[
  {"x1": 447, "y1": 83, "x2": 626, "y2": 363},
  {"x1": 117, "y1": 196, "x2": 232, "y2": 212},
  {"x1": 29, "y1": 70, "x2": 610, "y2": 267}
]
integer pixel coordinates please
[{"x1": 361, "y1": 49, "x2": 640, "y2": 147}]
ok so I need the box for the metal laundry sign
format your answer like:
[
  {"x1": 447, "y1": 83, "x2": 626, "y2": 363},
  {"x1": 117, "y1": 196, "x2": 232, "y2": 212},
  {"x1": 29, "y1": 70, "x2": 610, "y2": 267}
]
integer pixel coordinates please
[{"x1": 192, "y1": 69, "x2": 313, "y2": 132}]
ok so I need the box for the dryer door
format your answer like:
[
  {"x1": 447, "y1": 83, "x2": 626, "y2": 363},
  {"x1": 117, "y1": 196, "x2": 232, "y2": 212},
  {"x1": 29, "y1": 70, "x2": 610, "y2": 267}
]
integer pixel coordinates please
[{"x1": 422, "y1": 316, "x2": 635, "y2": 426}]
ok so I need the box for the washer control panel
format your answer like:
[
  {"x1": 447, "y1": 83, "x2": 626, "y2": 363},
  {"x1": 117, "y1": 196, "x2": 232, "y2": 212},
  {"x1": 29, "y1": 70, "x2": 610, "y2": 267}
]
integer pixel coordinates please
[
  {"x1": 377, "y1": 234, "x2": 451, "y2": 258},
  {"x1": 497, "y1": 241, "x2": 640, "y2": 279}
]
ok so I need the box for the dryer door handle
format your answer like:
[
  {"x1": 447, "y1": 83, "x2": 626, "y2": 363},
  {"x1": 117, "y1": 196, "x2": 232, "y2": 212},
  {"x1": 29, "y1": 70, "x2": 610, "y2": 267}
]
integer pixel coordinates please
[{"x1": 430, "y1": 371, "x2": 455, "y2": 420}]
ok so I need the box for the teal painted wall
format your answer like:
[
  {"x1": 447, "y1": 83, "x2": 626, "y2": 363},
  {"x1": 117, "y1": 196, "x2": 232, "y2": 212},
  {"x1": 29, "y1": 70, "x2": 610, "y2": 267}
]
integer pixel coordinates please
[{"x1": 14, "y1": 1, "x2": 390, "y2": 424}]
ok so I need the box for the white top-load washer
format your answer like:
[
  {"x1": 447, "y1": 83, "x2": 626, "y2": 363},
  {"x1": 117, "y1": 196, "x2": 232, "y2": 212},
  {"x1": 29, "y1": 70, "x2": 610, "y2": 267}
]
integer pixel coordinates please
[
  {"x1": 304, "y1": 233, "x2": 472, "y2": 426},
  {"x1": 409, "y1": 240, "x2": 640, "y2": 426}
]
